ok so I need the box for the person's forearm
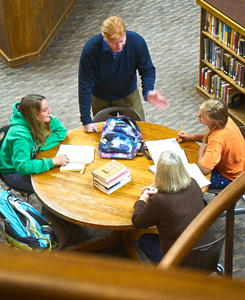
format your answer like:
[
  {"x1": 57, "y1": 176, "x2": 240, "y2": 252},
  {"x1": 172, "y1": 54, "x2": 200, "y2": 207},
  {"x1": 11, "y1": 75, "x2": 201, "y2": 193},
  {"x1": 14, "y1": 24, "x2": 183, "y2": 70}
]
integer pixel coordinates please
[{"x1": 189, "y1": 133, "x2": 206, "y2": 142}]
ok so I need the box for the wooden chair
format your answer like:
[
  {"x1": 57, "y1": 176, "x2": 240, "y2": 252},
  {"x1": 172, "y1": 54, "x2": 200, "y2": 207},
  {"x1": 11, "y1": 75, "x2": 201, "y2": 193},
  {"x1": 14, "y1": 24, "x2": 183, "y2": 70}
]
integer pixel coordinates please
[
  {"x1": 157, "y1": 171, "x2": 245, "y2": 277},
  {"x1": 93, "y1": 107, "x2": 141, "y2": 122},
  {"x1": 0, "y1": 125, "x2": 33, "y2": 202}
]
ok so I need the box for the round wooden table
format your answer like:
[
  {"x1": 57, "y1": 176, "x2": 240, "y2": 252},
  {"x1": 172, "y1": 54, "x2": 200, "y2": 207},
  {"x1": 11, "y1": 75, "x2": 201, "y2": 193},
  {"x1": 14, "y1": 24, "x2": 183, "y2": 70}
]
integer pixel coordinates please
[{"x1": 32, "y1": 122, "x2": 210, "y2": 256}]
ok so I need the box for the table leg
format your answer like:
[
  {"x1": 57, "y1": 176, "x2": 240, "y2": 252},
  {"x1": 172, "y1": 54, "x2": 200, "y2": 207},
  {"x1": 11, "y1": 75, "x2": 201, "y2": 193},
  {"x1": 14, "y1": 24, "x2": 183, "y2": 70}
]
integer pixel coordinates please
[{"x1": 122, "y1": 227, "x2": 159, "y2": 261}]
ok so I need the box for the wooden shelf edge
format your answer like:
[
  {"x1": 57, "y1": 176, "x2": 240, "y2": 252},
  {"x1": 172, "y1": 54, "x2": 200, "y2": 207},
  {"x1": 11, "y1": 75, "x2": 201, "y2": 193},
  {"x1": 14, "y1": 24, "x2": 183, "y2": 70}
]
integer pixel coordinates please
[
  {"x1": 202, "y1": 31, "x2": 245, "y2": 64},
  {"x1": 201, "y1": 60, "x2": 245, "y2": 94},
  {"x1": 196, "y1": 0, "x2": 245, "y2": 36}
]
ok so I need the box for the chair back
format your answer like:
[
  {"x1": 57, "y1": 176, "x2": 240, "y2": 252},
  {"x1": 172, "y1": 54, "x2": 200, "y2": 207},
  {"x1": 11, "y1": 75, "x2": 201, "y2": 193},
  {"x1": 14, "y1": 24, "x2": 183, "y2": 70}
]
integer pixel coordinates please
[
  {"x1": 93, "y1": 107, "x2": 141, "y2": 122},
  {"x1": 0, "y1": 125, "x2": 10, "y2": 149},
  {"x1": 239, "y1": 125, "x2": 245, "y2": 139},
  {"x1": 186, "y1": 235, "x2": 225, "y2": 275},
  {"x1": 0, "y1": 125, "x2": 32, "y2": 201}
]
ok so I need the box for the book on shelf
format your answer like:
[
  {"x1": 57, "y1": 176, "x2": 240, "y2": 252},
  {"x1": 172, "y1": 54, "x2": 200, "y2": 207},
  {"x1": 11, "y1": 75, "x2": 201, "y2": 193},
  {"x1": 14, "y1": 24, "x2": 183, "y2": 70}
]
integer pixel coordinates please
[
  {"x1": 92, "y1": 160, "x2": 128, "y2": 183},
  {"x1": 227, "y1": 86, "x2": 241, "y2": 107},
  {"x1": 212, "y1": 74, "x2": 219, "y2": 96},
  {"x1": 145, "y1": 138, "x2": 211, "y2": 189},
  {"x1": 206, "y1": 69, "x2": 215, "y2": 93},
  {"x1": 56, "y1": 144, "x2": 94, "y2": 172},
  {"x1": 201, "y1": 67, "x2": 208, "y2": 89},
  {"x1": 204, "y1": 11, "x2": 245, "y2": 58},
  {"x1": 93, "y1": 176, "x2": 131, "y2": 194}
]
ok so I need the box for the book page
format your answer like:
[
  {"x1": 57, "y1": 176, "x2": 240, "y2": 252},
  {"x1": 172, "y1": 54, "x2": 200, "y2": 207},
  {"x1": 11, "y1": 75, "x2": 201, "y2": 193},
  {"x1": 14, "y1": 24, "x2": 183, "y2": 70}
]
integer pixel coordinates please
[
  {"x1": 183, "y1": 163, "x2": 211, "y2": 188},
  {"x1": 56, "y1": 144, "x2": 94, "y2": 164},
  {"x1": 148, "y1": 163, "x2": 211, "y2": 188},
  {"x1": 145, "y1": 138, "x2": 188, "y2": 165},
  {"x1": 146, "y1": 138, "x2": 211, "y2": 188}
]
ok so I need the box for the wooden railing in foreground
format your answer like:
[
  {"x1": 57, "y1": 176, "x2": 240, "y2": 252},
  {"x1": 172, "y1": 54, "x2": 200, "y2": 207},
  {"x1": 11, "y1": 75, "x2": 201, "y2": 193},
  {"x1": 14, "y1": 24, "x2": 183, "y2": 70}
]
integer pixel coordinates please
[
  {"x1": 157, "y1": 172, "x2": 245, "y2": 276},
  {"x1": 0, "y1": 245, "x2": 245, "y2": 300}
]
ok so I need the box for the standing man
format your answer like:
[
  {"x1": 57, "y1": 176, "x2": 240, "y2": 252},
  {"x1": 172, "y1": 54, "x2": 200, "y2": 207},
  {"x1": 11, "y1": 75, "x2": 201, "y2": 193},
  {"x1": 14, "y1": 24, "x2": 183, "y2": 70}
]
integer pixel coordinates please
[{"x1": 78, "y1": 16, "x2": 169, "y2": 133}]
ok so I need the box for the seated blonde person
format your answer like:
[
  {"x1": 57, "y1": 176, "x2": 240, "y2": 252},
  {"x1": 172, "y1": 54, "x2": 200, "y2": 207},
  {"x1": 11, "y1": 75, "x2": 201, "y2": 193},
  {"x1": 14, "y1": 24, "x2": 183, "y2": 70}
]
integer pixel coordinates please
[
  {"x1": 132, "y1": 151, "x2": 215, "y2": 263},
  {"x1": 0, "y1": 94, "x2": 69, "y2": 193},
  {"x1": 178, "y1": 99, "x2": 245, "y2": 189}
]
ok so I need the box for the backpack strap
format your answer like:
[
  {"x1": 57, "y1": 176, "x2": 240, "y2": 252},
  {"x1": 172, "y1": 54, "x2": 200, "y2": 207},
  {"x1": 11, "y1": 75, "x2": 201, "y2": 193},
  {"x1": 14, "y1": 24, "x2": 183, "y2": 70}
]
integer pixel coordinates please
[
  {"x1": 137, "y1": 142, "x2": 152, "y2": 160},
  {"x1": 0, "y1": 216, "x2": 32, "y2": 251}
]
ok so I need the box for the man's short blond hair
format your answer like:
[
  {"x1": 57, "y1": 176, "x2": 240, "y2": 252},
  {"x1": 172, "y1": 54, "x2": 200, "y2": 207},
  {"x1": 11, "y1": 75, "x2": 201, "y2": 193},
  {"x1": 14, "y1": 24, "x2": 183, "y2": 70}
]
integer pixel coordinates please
[{"x1": 102, "y1": 16, "x2": 126, "y2": 40}]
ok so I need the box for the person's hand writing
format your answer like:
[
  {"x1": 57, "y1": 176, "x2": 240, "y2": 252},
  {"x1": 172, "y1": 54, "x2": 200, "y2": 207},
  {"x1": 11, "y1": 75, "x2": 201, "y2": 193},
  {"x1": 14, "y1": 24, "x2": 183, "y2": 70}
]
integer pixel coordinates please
[
  {"x1": 178, "y1": 130, "x2": 192, "y2": 143},
  {"x1": 83, "y1": 123, "x2": 99, "y2": 133},
  {"x1": 147, "y1": 90, "x2": 170, "y2": 111},
  {"x1": 52, "y1": 154, "x2": 69, "y2": 166}
]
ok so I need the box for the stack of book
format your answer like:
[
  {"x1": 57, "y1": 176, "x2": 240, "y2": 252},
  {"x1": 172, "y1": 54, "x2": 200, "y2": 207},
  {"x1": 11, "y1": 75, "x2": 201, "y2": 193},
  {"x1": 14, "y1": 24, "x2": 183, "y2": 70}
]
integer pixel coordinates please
[{"x1": 92, "y1": 160, "x2": 131, "y2": 194}]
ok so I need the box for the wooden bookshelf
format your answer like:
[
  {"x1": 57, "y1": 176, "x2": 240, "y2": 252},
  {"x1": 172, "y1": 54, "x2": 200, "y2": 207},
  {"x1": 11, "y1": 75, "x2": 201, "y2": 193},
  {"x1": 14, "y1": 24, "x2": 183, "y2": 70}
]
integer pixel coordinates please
[{"x1": 196, "y1": 0, "x2": 245, "y2": 126}]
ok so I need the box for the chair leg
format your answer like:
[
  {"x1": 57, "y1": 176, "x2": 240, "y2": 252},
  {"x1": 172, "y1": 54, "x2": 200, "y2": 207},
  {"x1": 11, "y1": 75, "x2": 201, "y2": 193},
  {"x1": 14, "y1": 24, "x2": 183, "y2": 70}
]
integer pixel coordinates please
[
  {"x1": 225, "y1": 203, "x2": 235, "y2": 276},
  {"x1": 220, "y1": 208, "x2": 245, "y2": 218},
  {"x1": 216, "y1": 263, "x2": 224, "y2": 277}
]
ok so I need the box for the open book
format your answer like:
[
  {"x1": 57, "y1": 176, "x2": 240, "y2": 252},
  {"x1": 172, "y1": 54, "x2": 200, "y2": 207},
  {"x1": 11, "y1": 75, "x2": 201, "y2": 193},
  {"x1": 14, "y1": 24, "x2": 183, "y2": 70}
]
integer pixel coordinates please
[
  {"x1": 146, "y1": 138, "x2": 211, "y2": 189},
  {"x1": 56, "y1": 144, "x2": 94, "y2": 172}
]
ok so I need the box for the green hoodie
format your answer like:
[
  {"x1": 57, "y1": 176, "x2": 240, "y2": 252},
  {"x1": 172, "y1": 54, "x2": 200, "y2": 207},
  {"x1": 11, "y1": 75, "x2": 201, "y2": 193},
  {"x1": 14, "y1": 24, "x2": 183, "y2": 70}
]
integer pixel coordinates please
[{"x1": 0, "y1": 102, "x2": 67, "y2": 175}]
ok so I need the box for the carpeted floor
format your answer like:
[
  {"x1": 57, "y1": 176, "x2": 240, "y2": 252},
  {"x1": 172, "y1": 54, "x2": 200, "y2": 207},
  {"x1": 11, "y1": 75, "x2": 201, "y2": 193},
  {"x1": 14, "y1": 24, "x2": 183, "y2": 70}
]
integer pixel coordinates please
[{"x1": 0, "y1": 0, "x2": 245, "y2": 279}]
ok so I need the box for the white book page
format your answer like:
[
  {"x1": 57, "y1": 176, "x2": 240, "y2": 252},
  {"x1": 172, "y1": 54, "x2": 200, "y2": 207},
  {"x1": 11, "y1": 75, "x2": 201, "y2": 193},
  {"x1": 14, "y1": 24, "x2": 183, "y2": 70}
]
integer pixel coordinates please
[
  {"x1": 146, "y1": 138, "x2": 211, "y2": 188},
  {"x1": 145, "y1": 138, "x2": 188, "y2": 165},
  {"x1": 56, "y1": 144, "x2": 95, "y2": 164}
]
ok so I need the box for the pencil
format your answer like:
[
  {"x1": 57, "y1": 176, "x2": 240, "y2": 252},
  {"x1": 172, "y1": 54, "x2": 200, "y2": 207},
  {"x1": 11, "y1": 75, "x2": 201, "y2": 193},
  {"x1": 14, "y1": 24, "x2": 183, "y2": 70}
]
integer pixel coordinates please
[
  {"x1": 80, "y1": 155, "x2": 88, "y2": 174},
  {"x1": 178, "y1": 124, "x2": 182, "y2": 142}
]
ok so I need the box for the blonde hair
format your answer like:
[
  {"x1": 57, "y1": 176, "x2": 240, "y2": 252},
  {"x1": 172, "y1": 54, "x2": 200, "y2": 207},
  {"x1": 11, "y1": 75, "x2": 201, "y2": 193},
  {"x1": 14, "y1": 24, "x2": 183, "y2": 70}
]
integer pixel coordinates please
[
  {"x1": 154, "y1": 151, "x2": 191, "y2": 193},
  {"x1": 200, "y1": 99, "x2": 228, "y2": 143},
  {"x1": 19, "y1": 94, "x2": 51, "y2": 145},
  {"x1": 102, "y1": 16, "x2": 126, "y2": 39}
]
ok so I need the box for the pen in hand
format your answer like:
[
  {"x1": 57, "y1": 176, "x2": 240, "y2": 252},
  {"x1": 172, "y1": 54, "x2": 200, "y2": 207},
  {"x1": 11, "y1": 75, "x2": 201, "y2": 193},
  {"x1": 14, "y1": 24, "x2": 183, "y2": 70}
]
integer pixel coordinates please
[{"x1": 177, "y1": 124, "x2": 182, "y2": 142}]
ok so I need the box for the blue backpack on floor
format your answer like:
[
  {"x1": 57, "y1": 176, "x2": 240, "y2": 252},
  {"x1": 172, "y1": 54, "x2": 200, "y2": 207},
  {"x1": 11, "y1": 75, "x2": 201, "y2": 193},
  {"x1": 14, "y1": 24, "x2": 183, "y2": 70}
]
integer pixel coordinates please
[{"x1": 0, "y1": 188, "x2": 56, "y2": 251}]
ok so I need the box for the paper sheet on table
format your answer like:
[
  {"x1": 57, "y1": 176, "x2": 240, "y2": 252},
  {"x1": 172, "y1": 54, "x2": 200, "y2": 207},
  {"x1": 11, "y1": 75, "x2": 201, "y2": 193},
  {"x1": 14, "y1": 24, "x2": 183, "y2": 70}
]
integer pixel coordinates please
[{"x1": 146, "y1": 138, "x2": 211, "y2": 188}]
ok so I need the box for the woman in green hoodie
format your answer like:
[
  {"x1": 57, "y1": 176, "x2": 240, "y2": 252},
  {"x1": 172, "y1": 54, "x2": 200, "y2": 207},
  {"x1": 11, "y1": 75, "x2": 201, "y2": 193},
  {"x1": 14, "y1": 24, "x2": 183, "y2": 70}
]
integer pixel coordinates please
[{"x1": 0, "y1": 94, "x2": 69, "y2": 193}]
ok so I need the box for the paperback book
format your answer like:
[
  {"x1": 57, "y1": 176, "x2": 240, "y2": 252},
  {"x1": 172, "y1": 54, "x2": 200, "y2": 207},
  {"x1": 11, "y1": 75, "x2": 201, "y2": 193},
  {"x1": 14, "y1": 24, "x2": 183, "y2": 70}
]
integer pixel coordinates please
[
  {"x1": 56, "y1": 144, "x2": 94, "y2": 172},
  {"x1": 92, "y1": 160, "x2": 131, "y2": 194},
  {"x1": 93, "y1": 176, "x2": 131, "y2": 194}
]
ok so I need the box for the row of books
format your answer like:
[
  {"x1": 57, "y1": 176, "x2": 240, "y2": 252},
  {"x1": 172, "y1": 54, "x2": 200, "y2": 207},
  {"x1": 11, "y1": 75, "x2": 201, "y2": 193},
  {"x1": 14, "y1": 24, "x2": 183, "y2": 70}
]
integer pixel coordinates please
[
  {"x1": 204, "y1": 11, "x2": 245, "y2": 57},
  {"x1": 201, "y1": 67, "x2": 242, "y2": 106},
  {"x1": 204, "y1": 38, "x2": 245, "y2": 88},
  {"x1": 92, "y1": 160, "x2": 131, "y2": 194}
]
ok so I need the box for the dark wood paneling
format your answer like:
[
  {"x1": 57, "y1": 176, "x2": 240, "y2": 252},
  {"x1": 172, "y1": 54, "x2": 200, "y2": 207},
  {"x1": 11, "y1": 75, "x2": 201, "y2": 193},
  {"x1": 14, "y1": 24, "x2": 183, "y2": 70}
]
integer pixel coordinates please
[
  {"x1": 0, "y1": 0, "x2": 79, "y2": 67},
  {"x1": 205, "y1": 0, "x2": 245, "y2": 28}
]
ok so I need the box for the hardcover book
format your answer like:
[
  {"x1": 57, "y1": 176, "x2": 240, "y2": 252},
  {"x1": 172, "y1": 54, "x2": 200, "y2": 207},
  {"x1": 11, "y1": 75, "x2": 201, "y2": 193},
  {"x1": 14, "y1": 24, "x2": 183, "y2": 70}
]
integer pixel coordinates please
[
  {"x1": 56, "y1": 144, "x2": 94, "y2": 172},
  {"x1": 93, "y1": 176, "x2": 131, "y2": 194},
  {"x1": 93, "y1": 169, "x2": 131, "y2": 188},
  {"x1": 92, "y1": 160, "x2": 128, "y2": 183}
]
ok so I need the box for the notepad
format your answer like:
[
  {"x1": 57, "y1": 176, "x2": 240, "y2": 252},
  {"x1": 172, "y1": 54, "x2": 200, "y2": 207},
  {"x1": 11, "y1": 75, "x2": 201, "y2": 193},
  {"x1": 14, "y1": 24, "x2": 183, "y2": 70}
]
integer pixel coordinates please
[{"x1": 56, "y1": 144, "x2": 94, "y2": 172}]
